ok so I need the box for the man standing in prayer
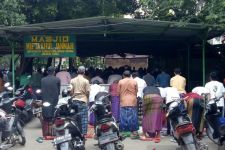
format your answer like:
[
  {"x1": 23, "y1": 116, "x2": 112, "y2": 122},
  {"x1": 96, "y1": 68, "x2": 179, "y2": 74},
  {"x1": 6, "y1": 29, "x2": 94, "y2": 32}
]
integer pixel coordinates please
[
  {"x1": 70, "y1": 66, "x2": 90, "y2": 136},
  {"x1": 132, "y1": 72, "x2": 147, "y2": 126},
  {"x1": 170, "y1": 68, "x2": 186, "y2": 95},
  {"x1": 118, "y1": 70, "x2": 139, "y2": 139},
  {"x1": 143, "y1": 68, "x2": 156, "y2": 86},
  {"x1": 56, "y1": 66, "x2": 71, "y2": 96},
  {"x1": 41, "y1": 66, "x2": 60, "y2": 139}
]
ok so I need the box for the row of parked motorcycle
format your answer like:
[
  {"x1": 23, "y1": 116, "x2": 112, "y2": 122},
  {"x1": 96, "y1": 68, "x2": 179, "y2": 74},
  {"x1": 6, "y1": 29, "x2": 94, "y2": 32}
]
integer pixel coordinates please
[
  {"x1": 166, "y1": 92, "x2": 225, "y2": 150},
  {"x1": 0, "y1": 82, "x2": 42, "y2": 150},
  {"x1": 0, "y1": 83, "x2": 124, "y2": 150},
  {"x1": 0, "y1": 82, "x2": 224, "y2": 150},
  {"x1": 41, "y1": 90, "x2": 124, "y2": 150}
]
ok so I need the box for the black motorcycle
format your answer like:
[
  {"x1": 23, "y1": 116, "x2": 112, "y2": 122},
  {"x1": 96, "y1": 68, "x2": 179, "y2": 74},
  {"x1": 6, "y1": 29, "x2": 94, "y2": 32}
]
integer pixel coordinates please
[
  {"x1": 14, "y1": 85, "x2": 41, "y2": 124},
  {"x1": 203, "y1": 93, "x2": 225, "y2": 150},
  {"x1": 90, "y1": 92, "x2": 124, "y2": 150},
  {"x1": 0, "y1": 99, "x2": 26, "y2": 149},
  {"x1": 0, "y1": 83, "x2": 14, "y2": 114},
  {"x1": 43, "y1": 90, "x2": 85, "y2": 150},
  {"x1": 166, "y1": 99, "x2": 201, "y2": 150}
]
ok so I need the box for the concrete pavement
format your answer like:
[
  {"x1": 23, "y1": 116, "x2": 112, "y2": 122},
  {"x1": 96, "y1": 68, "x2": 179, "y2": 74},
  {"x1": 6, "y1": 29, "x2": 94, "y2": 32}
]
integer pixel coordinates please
[{"x1": 11, "y1": 118, "x2": 217, "y2": 150}]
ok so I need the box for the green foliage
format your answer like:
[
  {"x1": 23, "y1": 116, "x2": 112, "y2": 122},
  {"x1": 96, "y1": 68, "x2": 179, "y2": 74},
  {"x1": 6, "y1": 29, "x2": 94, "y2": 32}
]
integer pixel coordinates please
[
  {"x1": 22, "y1": 0, "x2": 139, "y2": 23},
  {"x1": 0, "y1": 0, "x2": 26, "y2": 26},
  {"x1": 139, "y1": 0, "x2": 200, "y2": 22},
  {"x1": 199, "y1": 0, "x2": 225, "y2": 24},
  {"x1": 138, "y1": 0, "x2": 225, "y2": 26}
]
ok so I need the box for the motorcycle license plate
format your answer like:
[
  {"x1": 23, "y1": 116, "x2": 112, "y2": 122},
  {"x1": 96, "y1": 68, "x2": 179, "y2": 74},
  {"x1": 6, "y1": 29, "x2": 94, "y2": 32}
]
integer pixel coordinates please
[
  {"x1": 32, "y1": 108, "x2": 42, "y2": 114},
  {"x1": 53, "y1": 134, "x2": 72, "y2": 145},
  {"x1": 99, "y1": 132, "x2": 118, "y2": 145}
]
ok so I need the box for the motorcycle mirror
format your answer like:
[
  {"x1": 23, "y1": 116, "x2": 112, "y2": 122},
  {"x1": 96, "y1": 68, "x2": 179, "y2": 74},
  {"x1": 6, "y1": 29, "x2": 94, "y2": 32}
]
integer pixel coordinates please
[
  {"x1": 7, "y1": 87, "x2": 13, "y2": 91},
  {"x1": 36, "y1": 89, "x2": 41, "y2": 94},
  {"x1": 4, "y1": 82, "x2": 10, "y2": 88},
  {"x1": 43, "y1": 102, "x2": 51, "y2": 107}
]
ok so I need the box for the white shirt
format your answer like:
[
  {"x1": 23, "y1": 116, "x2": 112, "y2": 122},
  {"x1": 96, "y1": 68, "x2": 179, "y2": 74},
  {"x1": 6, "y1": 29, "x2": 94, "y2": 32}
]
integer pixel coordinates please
[
  {"x1": 91, "y1": 76, "x2": 104, "y2": 84},
  {"x1": 205, "y1": 81, "x2": 225, "y2": 107},
  {"x1": 89, "y1": 84, "x2": 102, "y2": 103},
  {"x1": 192, "y1": 86, "x2": 210, "y2": 96},
  {"x1": 158, "y1": 87, "x2": 166, "y2": 98},
  {"x1": 164, "y1": 87, "x2": 180, "y2": 104},
  {"x1": 133, "y1": 77, "x2": 147, "y2": 98}
]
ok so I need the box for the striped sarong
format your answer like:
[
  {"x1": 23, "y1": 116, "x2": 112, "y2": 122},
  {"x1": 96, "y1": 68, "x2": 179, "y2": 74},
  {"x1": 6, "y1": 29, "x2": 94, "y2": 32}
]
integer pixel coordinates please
[
  {"x1": 186, "y1": 98, "x2": 204, "y2": 134},
  {"x1": 142, "y1": 94, "x2": 163, "y2": 134}
]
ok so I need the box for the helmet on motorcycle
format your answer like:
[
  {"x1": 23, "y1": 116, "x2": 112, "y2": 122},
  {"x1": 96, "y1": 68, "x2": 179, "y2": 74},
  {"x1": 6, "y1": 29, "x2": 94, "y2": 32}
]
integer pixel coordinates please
[{"x1": 15, "y1": 99, "x2": 26, "y2": 109}]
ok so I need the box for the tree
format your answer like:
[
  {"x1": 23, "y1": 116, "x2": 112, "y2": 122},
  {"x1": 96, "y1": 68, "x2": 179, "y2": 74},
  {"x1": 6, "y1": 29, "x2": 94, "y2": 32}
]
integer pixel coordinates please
[
  {"x1": 0, "y1": 0, "x2": 26, "y2": 26},
  {"x1": 22, "y1": 0, "x2": 139, "y2": 23},
  {"x1": 199, "y1": 0, "x2": 225, "y2": 25},
  {"x1": 138, "y1": 0, "x2": 200, "y2": 22},
  {"x1": 138, "y1": 0, "x2": 225, "y2": 25}
]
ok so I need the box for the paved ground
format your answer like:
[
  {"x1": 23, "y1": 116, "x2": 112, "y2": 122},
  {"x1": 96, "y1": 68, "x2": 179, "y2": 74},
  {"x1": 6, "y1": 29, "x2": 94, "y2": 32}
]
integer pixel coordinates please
[{"x1": 11, "y1": 118, "x2": 217, "y2": 150}]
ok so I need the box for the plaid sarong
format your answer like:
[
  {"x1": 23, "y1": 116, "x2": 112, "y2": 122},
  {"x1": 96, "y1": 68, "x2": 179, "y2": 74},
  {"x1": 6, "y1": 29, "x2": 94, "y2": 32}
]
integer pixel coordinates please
[{"x1": 73, "y1": 101, "x2": 88, "y2": 135}]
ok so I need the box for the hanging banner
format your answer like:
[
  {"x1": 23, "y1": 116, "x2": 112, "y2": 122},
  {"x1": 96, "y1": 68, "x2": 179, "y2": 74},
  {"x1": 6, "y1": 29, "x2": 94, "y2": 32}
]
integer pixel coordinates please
[{"x1": 24, "y1": 35, "x2": 76, "y2": 57}]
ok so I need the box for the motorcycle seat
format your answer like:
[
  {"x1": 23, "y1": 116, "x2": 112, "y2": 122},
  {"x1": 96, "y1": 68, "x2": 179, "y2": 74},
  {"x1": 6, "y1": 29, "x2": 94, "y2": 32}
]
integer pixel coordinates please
[
  {"x1": 219, "y1": 117, "x2": 225, "y2": 125},
  {"x1": 97, "y1": 117, "x2": 113, "y2": 124},
  {"x1": 176, "y1": 122, "x2": 191, "y2": 127}
]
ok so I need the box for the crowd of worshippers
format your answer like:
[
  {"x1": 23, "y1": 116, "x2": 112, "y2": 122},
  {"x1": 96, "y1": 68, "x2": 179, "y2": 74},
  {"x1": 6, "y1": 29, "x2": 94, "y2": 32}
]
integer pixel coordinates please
[{"x1": 16, "y1": 65, "x2": 225, "y2": 142}]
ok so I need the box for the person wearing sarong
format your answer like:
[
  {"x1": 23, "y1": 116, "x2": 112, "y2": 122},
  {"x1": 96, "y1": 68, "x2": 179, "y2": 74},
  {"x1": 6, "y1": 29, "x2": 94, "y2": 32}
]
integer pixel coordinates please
[
  {"x1": 141, "y1": 86, "x2": 163, "y2": 143},
  {"x1": 118, "y1": 70, "x2": 139, "y2": 139},
  {"x1": 184, "y1": 92, "x2": 205, "y2": 139},
  {"x1": 132, "y1": 72, "x2": 147, "y2": 126},
  {"x1": 109, "y1": 80, "x2": 120, "y2": 122}
]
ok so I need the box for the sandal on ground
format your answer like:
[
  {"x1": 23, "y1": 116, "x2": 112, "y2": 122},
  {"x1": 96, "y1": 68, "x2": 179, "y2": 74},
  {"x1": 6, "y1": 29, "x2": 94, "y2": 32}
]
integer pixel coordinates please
[
  {"x1": 139, "y1": 136, "x2": 152, "y2": 141},
  {"x1": 36, "y1": 137, "x2": 43, "y2": 143},
  {"x1": 130, "y1": 134, "x2": 140, "y2": 140},
  {"x1": 84, "y1": 134, "x2": 94, "y2": 138},
  {"x1": 121, "y1": 132, "x2": 131, "y2": 137},
  {"x1": 154, "y1": 137, "x2": 161, "y2": 143}
]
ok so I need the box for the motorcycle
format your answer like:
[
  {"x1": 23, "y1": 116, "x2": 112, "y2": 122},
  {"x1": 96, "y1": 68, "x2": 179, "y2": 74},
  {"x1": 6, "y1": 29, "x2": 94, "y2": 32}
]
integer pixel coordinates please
[
  {"x1": 14, "y1": 85, "x2": 42, "y2": 123},
  {"x1": 166, "y1": 98, "x2": 200, "y2": 150},
  {"x1": 31, "y1": 89, "x2": 42, "y2": 118},
  {"x1": 43, "y1": 89, "x2": 85, "y2": 150},
  {"x1": 90, "y1": 92, "x2": 124, "y2": 150},
  {"x1": 203, "y1": 93, "x2": 225, "y2": 150},
  {"x1": 0, "y1": 97, "x2": 26, "y2": 149},
  {"x1": 0, "y1": 83, "x2": 14, "y2": 114}
]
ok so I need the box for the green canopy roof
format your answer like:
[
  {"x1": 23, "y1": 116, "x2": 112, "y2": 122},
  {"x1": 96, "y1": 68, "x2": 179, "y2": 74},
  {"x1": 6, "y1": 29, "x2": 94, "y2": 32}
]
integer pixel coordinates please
[{"x1": 0, "y1": 16, "x2": 224, "y2": 56}]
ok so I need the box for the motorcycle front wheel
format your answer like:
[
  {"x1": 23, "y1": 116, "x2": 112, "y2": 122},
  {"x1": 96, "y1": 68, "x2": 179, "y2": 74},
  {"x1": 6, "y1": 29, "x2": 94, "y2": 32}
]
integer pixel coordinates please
[
  {"x1": 17, "y1": 123, "x2": 26, "y2": 145},
  {"x1": 56, "y1": 142, "x2": 73, "y2": 150},
  {"x1": 18, "y1": 134, "x2": 26, "y2": 145},
  {"x1": 103, "y1": 143, "x2": 115, "y2": 150},
  {"x1": 206, "y1": 123, "x2": 219, "y2": 144}
]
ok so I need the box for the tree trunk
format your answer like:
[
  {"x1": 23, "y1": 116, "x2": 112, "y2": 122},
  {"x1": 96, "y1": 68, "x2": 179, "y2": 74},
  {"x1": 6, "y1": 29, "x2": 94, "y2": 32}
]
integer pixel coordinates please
[{"x1": 46, "y1": 58, "x2": 53, "y2": 70}]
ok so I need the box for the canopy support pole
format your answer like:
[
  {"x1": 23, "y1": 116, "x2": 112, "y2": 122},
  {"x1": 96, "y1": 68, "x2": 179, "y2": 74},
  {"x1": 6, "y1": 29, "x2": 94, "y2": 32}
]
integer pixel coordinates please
[
  {"x1": 202, "y1": 39, "x2": 206, "y2": 86},
  {"x1": 10, "y1": 42, "x2": 15, "y2": 95},
  {"x1": 187, "y1": 45, "x2": 190, "y2": 91}
]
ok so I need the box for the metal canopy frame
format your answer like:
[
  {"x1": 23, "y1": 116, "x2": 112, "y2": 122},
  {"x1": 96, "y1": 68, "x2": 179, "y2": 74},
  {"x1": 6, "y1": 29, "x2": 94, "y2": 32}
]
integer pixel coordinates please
[{"x1": 0, "y1": 16, "x2": 224, "y2": 89}]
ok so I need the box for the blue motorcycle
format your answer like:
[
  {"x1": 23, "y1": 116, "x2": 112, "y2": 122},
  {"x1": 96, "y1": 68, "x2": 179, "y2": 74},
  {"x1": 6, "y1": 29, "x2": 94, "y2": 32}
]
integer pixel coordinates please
[{"x1": 203, "y1": 94, "x2": 225, "y2": 150}]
